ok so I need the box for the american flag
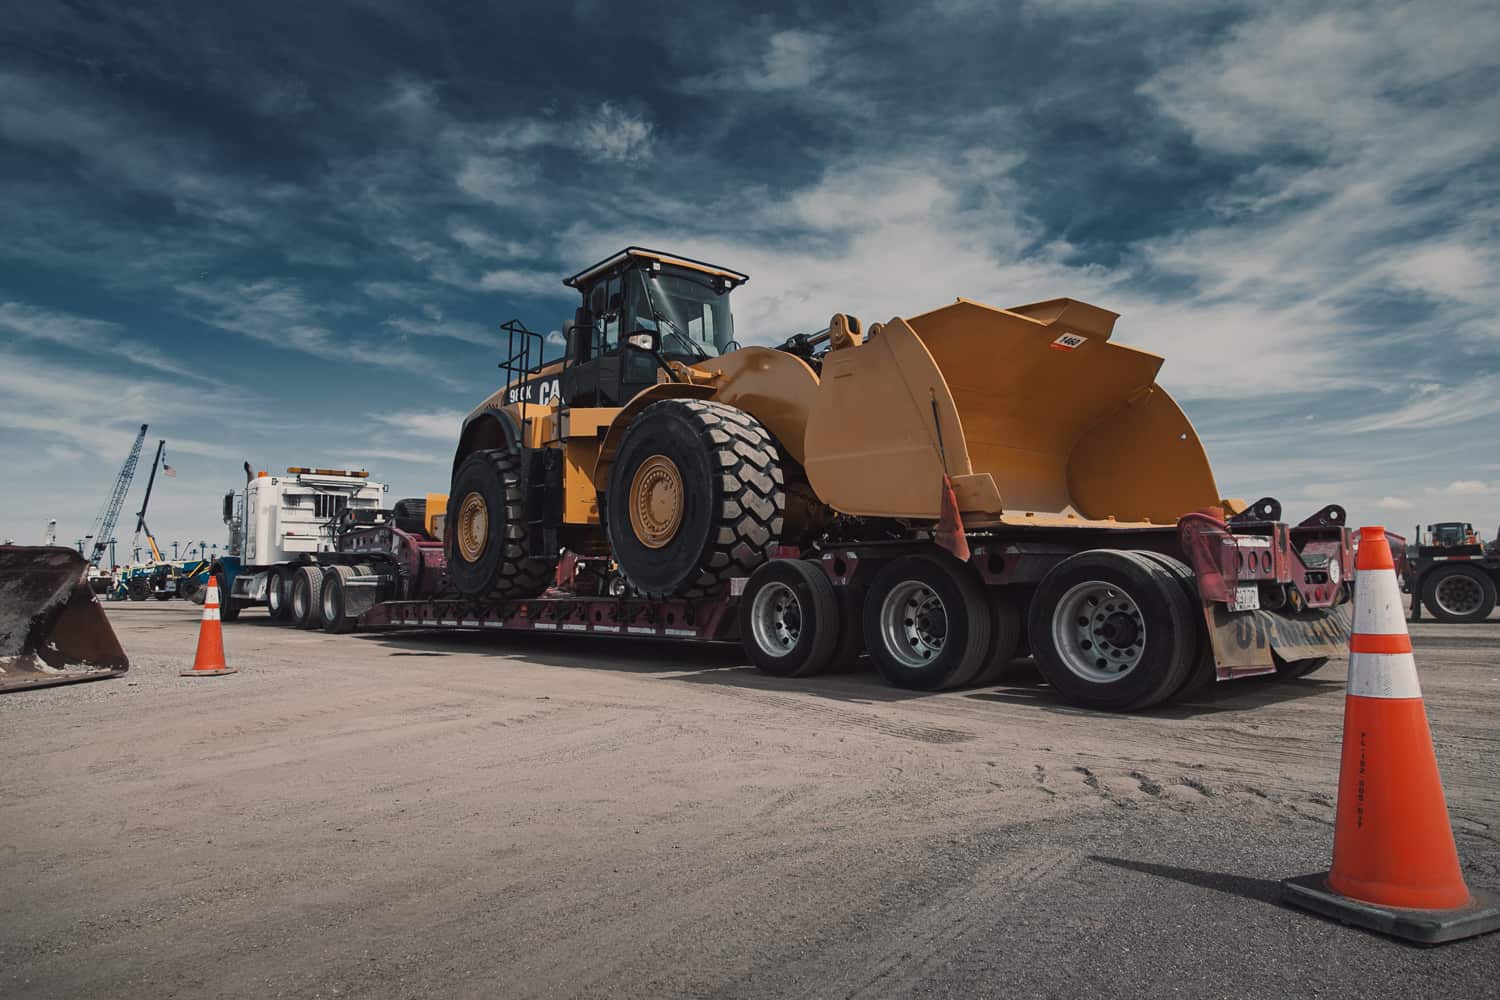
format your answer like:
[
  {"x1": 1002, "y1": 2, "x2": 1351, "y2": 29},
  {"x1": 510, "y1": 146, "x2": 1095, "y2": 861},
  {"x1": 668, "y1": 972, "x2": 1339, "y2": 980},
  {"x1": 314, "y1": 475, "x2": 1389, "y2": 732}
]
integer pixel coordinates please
[{"x1": 163, "y1": 456, "x2": 176, "y2": 477}]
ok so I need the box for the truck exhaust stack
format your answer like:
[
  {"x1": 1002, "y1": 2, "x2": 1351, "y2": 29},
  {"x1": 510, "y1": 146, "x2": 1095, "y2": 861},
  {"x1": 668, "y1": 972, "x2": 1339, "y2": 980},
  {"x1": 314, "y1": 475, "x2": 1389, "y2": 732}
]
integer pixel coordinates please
[{"x1": 0, "y1": 546, "x2": 129, "y2": 692}]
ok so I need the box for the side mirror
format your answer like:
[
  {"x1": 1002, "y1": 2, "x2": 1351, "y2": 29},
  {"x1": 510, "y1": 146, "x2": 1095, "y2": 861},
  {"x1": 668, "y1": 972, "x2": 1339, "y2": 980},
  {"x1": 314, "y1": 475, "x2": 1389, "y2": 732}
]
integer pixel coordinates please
[{"x1": 626, "y1": 329, "x2": 661, "y2": 352}]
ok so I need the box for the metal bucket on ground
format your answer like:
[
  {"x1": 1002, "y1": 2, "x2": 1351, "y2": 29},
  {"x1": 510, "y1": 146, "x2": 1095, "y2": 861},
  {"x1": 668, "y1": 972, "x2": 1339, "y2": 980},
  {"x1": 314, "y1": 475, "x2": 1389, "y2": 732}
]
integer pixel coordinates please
[{"x1": 0, "y1": 546, "x2": 129, "y2": 692}]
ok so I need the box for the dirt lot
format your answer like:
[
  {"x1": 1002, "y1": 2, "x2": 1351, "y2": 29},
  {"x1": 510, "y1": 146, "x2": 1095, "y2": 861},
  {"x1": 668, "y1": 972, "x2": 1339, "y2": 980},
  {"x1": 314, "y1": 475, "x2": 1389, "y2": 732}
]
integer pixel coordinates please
[{"x1": 3, "y1": 602, "x2": 1497, "y2": 999}]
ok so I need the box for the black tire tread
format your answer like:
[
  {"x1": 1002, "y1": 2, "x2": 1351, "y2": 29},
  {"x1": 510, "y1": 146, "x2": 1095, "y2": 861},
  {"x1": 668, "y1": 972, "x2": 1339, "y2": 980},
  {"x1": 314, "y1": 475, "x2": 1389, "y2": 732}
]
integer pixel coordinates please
[
  {"x1": 612, "y1": 400, "x2": 784, "y2": 600},
  {"x1": 452, "y1": 449, "x2": 557, "y2": 602}
]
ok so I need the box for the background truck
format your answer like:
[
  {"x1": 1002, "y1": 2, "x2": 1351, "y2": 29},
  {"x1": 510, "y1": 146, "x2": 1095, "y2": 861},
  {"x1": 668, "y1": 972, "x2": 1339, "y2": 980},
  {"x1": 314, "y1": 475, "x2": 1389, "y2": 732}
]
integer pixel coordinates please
[
  {"x1": 215, "y1": 464, "x2": 449, "y2": 633},
  {"x1": 1404, "y1": 521, "x2": 1500, "y2": 622},
  {"x1": 418, "y1": 246, "x2": 1355, "y2": 712}
]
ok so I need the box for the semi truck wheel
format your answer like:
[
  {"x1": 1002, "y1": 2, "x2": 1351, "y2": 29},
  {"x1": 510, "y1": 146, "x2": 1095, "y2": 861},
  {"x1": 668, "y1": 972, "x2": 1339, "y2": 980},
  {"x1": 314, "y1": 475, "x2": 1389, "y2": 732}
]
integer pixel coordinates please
[
  {"x1": 1028, "y1": 550, "x2": 1197, "y2": 712},
  {"x1": 1421, "y1": 564, "x2": 1497, "y2": 623},
  {"x1": 606, "y1": 400, "x2": 784, "y2": 600},
  {"x1": 266, "y1": 567, "x2": 292, "y2": 621},
  {"x1": 740, "y1": 559, "x2": 840, "y2": 678},
  {"x1": 863, "y1": 555, "x2": 992, "y2": 692},
  {"x1": 290, "y1": 565, "x2": 326, "y2": 629},
  {"x1": 446, "y1": 449, "x2": 556, "y2": 601},
  {"x1": 320, "y1": 566, "x2": 357, "y2": 634},
  {"x1": 973, "y1": 590, "x2": 1025, "y2": 685}
]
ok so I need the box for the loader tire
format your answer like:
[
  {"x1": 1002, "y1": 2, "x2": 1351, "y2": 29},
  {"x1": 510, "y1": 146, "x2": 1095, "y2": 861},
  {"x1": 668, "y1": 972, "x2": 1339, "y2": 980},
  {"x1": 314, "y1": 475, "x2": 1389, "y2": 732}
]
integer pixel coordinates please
[
  {"x1": 864, "y1": 555, "x2": 992, "y2": 692},
  {"x1": 1028, "y1": 550, "x2": 1196, "y2": 712},
  {"x1": 291, "y1": 565, "x2": 326, "y2": 629},
  {"x1": 606, "y1": 400, "x2": 784, "y2": 600},
  {"x1": 446, "y1": 449, "x2": 556, "y2": 601},
  {"x1": 320, "y1": 565, "x2": 357, "y2": 634},
  {"x1": 740, "y1": 559, "x2": 840, "y2": 678},
  {"x1": 1420, "y1": 564, "x2": 1497, "y2": 623},
  {"x1": 266, "y1": 566, "x2": 293, "y2": 621}
]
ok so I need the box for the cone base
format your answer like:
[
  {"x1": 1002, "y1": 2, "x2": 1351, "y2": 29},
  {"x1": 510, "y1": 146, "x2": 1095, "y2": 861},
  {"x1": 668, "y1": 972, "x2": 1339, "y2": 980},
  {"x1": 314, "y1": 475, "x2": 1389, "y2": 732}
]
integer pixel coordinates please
[
  {"x1": 180, "y1": 667, "x2": 237, "y2": 676},
  {"x1": 1282, "y1": 872, "x2": 1500, "y2": 945}
]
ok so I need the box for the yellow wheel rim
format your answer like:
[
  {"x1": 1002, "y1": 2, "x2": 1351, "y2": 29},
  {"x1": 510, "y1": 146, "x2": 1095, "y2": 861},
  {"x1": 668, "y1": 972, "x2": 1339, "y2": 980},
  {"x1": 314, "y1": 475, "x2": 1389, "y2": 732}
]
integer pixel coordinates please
[
  {"x1": 456, "y1": 492, "x2": 489, "y2": 562},
  {"x1": 629, "y1": 455, "x2": 684, "y2": 549}
]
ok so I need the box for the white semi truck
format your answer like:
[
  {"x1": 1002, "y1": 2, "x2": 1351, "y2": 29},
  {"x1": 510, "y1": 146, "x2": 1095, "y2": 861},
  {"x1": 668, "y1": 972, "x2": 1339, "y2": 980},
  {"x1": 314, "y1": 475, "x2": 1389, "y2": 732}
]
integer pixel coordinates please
[{"x1": 218, "y1": 466, "x2": 388, "y2": 623}]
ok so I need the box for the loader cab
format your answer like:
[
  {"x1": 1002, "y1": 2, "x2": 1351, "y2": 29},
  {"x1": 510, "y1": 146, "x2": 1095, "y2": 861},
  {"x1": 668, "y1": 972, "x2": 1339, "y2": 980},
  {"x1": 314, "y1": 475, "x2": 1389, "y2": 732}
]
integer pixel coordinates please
[{"x1": 559, "y1": 247, "x2": 747, "y2": 408}]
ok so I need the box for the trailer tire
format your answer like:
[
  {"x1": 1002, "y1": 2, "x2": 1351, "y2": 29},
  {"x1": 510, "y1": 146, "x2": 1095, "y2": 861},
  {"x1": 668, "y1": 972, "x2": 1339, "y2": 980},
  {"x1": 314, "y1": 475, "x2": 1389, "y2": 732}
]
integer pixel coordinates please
[
  {"x1": 291, "y1": 565, "x2": 326, "y2": 629},
  {"x1": 393, "y1": 497, "x2": 428, "y2": 536},
  {"x1": 1420, "y1": 564, "x2": 1497, "y2": 623},
  {"x1": 864, "y1": 555, "x2": 992, "y2": 692},
  {"x1": 214, "y1": 569, "x2": 241, "y2": 621},
  {"x1": 320, "y1": 566, "x2": 357, "y2": 634},
  {"x1": 973, "y1": 590, "x2": 1026, "y2": 686},
  {"x1": 606, "y1": 400, "x2": 784, "y2": 600},
  {"x1": 827, "y1": 582, "x2": 867, "y2": 672},
  {"x1": 266, "y1": 566, "x2": 293, "y2": 621},
  {"x1": 1028, "y1": 550, "x2": 1196, "y2": 712},
  {"x1": 447, "y1": 449, "x2": 556, "y2": 601},
  {"x1": 1273, "y1": 652, "x2": 1330, "y2": 678},
  {"x1": 740, "y1": 560, "x2": 840, "y2": 678},
  {"x1": 1133, "y1": 551, "x2": 1213, "y2": 699}
]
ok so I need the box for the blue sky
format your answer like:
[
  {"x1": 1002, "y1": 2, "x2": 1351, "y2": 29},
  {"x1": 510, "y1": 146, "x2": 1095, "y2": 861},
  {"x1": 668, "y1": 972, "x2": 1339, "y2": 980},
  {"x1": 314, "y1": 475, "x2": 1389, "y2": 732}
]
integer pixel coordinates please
[{"x1": 2, "y1": 0, "x2": 1498, "y2": 554}]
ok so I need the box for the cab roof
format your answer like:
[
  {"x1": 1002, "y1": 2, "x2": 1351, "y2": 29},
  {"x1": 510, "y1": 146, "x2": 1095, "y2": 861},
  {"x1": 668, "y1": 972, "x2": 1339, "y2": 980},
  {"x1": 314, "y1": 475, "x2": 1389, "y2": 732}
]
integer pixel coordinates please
[{"x1": 563, "y1": 247, "x2": 749, "y2": 290}]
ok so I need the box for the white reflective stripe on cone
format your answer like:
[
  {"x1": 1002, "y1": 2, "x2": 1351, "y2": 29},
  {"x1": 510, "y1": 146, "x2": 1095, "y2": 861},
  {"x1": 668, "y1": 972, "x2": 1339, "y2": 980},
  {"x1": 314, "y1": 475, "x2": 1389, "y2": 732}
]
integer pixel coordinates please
[
  {"x1": 1352, "y1": 568, "x2": 1407, "y2": 636},
  {"x1": 202, "y1": 608, "x2": 221, "y2": 622},
  {"x1": 1347, "y1": 651, "x2": 1422, "y2": 699}
]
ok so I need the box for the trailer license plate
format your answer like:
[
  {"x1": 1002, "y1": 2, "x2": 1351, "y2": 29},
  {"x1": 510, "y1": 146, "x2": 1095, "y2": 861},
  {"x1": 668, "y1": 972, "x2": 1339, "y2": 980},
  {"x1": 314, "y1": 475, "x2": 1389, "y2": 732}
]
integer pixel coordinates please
[{"x1": 1233, "y1": 585, "x2": 1260, "y2": 611}]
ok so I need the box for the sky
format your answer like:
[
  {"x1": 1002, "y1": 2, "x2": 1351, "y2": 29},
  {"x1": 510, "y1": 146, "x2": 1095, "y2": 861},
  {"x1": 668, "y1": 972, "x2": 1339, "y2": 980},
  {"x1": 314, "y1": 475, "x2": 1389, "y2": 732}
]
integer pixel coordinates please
[{"x1": 2, "y1": 0, "x2": 1498, "y2": 556}]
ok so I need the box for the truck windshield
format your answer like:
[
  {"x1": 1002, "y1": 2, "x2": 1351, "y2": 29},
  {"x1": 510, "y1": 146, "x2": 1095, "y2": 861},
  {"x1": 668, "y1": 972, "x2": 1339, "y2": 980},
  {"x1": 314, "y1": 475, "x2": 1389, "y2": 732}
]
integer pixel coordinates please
[{"x1": 628, "y1": 267, "x2": 735, "y2": 358}]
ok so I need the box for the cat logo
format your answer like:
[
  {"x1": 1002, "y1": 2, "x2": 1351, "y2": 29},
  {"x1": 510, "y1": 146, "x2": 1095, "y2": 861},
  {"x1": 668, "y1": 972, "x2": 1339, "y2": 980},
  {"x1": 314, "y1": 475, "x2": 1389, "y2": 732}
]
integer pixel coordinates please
[
  {"x1": 506, "y1": 377, "x2": 562, "y2": 406},
  {"x1": 1049, "y1": 331, "x2": 1087, "y2": 352}
]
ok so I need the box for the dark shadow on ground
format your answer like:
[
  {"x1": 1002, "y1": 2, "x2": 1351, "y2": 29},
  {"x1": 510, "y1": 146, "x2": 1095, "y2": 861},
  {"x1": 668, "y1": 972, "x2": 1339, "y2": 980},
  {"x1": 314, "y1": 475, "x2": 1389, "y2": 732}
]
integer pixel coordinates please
[
  {"x1": 1090, "y1": 856, "x2": 1283, "y2": 907},
  {"x1": 351, "y1": 628, "x2": 1347, "y2": 717}
]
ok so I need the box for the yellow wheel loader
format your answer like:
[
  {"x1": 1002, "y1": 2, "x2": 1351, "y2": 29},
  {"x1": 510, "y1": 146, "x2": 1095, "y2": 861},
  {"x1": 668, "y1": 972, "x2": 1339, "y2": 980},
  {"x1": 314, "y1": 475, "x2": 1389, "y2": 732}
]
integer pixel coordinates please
[{"x1": 439, "y1": 247, "x2": 1354, "y2": 711}]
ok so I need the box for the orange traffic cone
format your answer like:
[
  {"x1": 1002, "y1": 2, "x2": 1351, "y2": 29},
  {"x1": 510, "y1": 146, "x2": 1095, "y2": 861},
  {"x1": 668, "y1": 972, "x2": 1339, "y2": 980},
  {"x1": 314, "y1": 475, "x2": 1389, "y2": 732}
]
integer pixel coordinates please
[
  {"x1": 1282, "y1": 526, "x2": 1497, "y2": 944},
  {"x1": 181, "y1": 574, "x2": 236, "y2": 677}
]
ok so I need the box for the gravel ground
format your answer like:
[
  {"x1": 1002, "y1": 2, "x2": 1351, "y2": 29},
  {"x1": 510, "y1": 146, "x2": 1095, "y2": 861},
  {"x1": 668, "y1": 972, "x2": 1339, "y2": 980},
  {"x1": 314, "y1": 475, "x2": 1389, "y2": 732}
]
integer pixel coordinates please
[{"x1": 2, "y1": 602, "x2": 1497, "y2": 999}]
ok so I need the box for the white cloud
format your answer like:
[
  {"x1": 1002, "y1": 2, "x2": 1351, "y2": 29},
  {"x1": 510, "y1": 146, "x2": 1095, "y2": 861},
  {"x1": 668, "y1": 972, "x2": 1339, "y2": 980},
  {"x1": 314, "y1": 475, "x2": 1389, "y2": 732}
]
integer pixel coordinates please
[
  {"x1": 1428, "y1": 480, "x2": 1493, "y2": 496},
  {"x1": 1376, "y1": 496, "x2": 1413, "y2": 510},
  {"x1": 0, "y1": 300, "x2": 210, "y2": 382},
  {"x1": 1340, "y1": 376, "x2": 1500, "y2": 434},
  {"x1": 367, "y1": 409, "x2": 467, "y2": 441},
  {"x1": 478, "y1": 268, "x2": 566, "y2": 297},
  {"x1": 580, "y1": 103, "x2": 654, "y2": 162},
  {"x1": 682, "y1": 30, "x2": 831, "y2": 93}
]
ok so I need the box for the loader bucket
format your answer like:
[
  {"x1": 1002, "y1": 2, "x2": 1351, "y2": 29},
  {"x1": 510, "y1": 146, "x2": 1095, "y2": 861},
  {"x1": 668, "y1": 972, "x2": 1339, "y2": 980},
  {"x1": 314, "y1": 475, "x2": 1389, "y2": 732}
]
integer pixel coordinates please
[
  {"x1": 0, "y1": 546, "x2": 128, "y2": 692},
  {"x1": 804, "y1": 297, "x2": 1221, "y2": 526}
]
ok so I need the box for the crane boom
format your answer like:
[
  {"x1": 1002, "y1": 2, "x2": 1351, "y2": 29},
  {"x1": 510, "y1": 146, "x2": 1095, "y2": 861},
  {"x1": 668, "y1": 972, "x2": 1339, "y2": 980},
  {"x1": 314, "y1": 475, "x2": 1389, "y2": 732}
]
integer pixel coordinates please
[
  {"x1": 86, "y1": 423, "x2": 147, "y2": 568},
  {"x1": 130, "y1": 438, "x2": 167, "y2": 564}
]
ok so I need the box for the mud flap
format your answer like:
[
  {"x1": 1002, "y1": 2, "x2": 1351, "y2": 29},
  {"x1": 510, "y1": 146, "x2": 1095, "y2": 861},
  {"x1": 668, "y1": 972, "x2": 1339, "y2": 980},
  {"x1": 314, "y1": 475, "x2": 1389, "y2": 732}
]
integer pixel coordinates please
[
  {"x1": 0, "y1": 546, "x2": 129, "y2": 692},
  {"x1": 1204, "y1": 602, "x2": 1351, "y2": 680}
]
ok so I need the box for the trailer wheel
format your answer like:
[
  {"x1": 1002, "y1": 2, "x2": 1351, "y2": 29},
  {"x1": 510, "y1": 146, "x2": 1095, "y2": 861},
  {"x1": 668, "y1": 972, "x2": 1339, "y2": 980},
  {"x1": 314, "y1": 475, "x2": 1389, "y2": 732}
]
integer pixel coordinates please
[
  {"x1": 827, "y1": 582, "x2": 867, "y2": 672},
  {"x1": 1420, "y1": 564, "x2": 1497, "y2": 623},
  {"x1": 1133, "y1": 551, "x2": 1213, "y2": 699},
  {"x1": 864, "y1": 555, "x2": 992, "y2": 691},
  {"x1": 973, "y1": 590, "x2": 1025, "y2": 686},
  {"x1": 266, "y1": 566, "x2": 293, "y2": 621},
  {"x1": 1028, "y1": 550, "x2": 1196, "y2": 712},
  {"x1": 606, "y1": 400, "x2": 784, "y2": 600},
  {"x1": 290, "y1": 565, "x2": 326, "y2": 629},
  {"x1": 740, "y1": 560, "x2": 840, "y2": 678},
  {"x1": 214, "y1": 570, "x2": 241, "y2": 621},
  {"x1": 1273, "y1": 652, "x2": 1330, "y2": 678},
  {"x1": 320, "y1": 566, "x2": 357, "y2": 634},
  {"x1": 446, "y1": 449, "x2": 556, "y2": 601}
]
